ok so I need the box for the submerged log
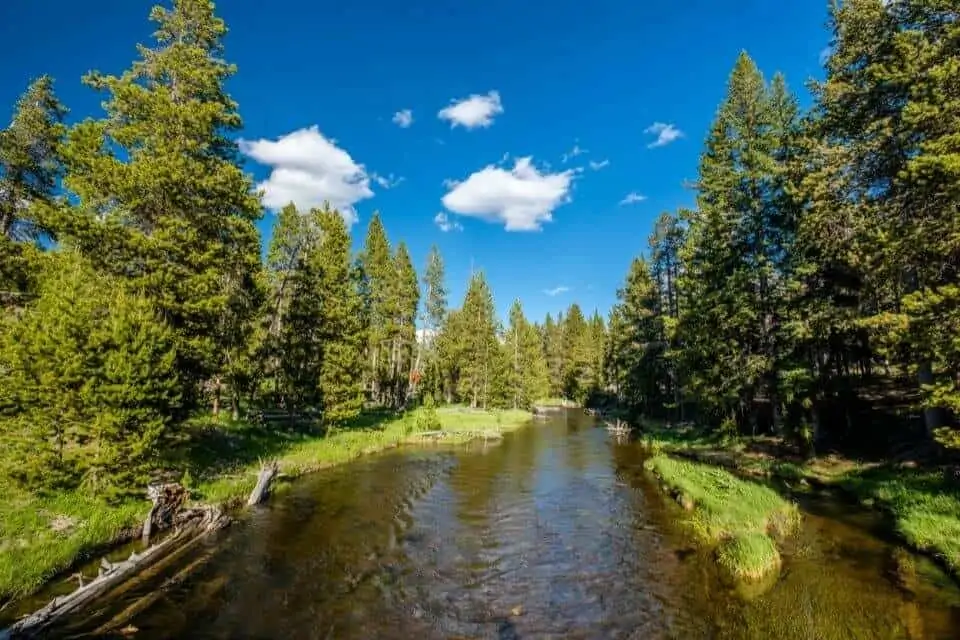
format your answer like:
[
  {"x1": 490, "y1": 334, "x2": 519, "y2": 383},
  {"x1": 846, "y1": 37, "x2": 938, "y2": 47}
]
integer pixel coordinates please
[
  {"x1": 247, "y1": 460, "x2": 279, "y2": 506},
  {"x1": 2, "y1": 507, "x2": 229, "y2": 640}
]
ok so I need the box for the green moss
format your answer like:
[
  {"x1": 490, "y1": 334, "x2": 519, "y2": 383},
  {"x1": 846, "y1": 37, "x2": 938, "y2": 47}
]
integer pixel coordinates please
[{"x1": 0, "y1": 405, "x2": 532, "y2": 604}]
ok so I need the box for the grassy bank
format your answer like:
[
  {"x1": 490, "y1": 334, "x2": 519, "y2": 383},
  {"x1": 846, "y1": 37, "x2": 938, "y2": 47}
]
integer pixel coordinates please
[
  {"x1": 0, "y1": 405, "x2": 531, "y2": 604},
  {"x1": 640, "y1": 422, "x2": 960, "y2": 578},
  {"x1": 644, "y1": 453, "x2": 800, "y2": 581}
]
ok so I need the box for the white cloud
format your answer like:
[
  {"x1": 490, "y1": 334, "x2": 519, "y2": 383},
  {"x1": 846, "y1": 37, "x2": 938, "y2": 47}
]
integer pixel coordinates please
[
  {"x1": 620, "y1": 191, "x2": 647, "y2": 205},
  {"x1": 434, "y1": 211, "x2": 463, "y2": 232},
  {"x1": 561, "y1": 144, "x2": 587, "y2": 163},
  {"x1": 239, "y1": 126, "x2": 373, "y2": 225},
  {"x1": 441, "y1": 177, "x2": 460, "y2": 189},
  {"x1": 438, "y1": 90, "x2": 503, "y2": 129},
  {"x1": 441, "y1": 156, "x2": 575, "y2": 231},
  {"x1": 372, "y1": 172, "x2": 404, "y2": 189},
  {"x1": 644, "y1": 122, "x2": 684, "y2": 148},
  {"x1": 544, "y1": 286, "x2": 570, "y2": 297},
  {"x1": 392, "y1": 109, "x2": 413, "y2": 128},
  {"x1": 589, "y1": 159, "x2": 610, "y2": 171}
]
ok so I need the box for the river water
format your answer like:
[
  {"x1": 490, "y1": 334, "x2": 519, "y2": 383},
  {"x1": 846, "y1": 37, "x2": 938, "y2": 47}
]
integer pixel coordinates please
[{"x1": 40, "y1": 410, "x2": 960, "y2": 638}]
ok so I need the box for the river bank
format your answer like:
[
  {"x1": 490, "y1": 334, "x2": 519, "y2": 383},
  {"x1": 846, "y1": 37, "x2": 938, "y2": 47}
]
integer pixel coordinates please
[
  {"x1": 0, "y1": 405, "x2": 532, "y2": 608},
  {"x1": 638, "y1": 422, "x2": 960, "y2": 581}
]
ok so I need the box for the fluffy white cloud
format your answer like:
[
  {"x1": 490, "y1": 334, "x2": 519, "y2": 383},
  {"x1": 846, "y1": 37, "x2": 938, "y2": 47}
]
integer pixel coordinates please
[
  {"x1": 434, "y1": 211, "x2": 462, "y2": 232},
  {"x1": 589, "y1": 159, "x2": 610, "y2": 171},
  {"x1": 645, "y1": 122, "x2": 683, "y2": 148},
  {"x1": 561, "y1": 144, "x2": 587, "y2": 163},
  {"x1": 239, "y1": 126, "x2": 373, "y2": 225},
  {"x1": 441, "y1": 157, "x2": 574, "y2": 231},
  {"x1": 620, "y1": 191, "x2": 647, "y2": 205},
  {"x1": 544, "y1": 286, "x2": 570, "y2": 297},
  {"x1": 392, "y1": 109, "x2": 413, "y2": 128},
  {"x1": 438, "y1": 90, "x2": 503, "y2": 129}
]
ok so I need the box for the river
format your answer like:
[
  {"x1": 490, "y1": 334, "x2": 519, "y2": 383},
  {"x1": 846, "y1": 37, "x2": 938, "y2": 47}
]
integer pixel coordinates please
[{"x1": 37, "y1": 409, "x2": 960, "y2": 638}]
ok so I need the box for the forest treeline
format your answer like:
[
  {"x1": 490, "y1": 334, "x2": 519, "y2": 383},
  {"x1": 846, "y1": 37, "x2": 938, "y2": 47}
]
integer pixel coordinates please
[
  {"x1": 0, "y1": 0, "x2": 608, "y2": 499},
  {"x1": 605, "y1": 1, "x2": 960, "y2": 456}
]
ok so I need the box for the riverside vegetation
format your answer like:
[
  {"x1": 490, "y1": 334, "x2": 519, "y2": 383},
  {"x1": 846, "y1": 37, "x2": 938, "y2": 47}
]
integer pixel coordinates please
[
  {"x1": 0, "y1": 0, "x2": 610, "y2": 606},
  {"x1": 2, "y1": 0, "x2": 960, "y2": 614},
  {"x1": 602, "y1": 1, "x2": 960, "y2": 583}
]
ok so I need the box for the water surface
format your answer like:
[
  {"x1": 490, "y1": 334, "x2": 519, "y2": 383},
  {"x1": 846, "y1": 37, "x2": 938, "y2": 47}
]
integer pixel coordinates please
[{"x1": 40, "y1": 410, "x2": 960, "y2": 638}]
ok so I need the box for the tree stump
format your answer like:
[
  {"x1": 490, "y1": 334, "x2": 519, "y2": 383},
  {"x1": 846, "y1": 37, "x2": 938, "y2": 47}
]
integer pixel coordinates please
[{"x1": 142, "y1": 483, "x2": 188, "y2": 545}]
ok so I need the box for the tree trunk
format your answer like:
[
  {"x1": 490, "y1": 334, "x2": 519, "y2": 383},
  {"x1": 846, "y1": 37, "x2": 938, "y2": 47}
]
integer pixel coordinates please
[
  {"x1": 918, "y1": 361, "x2": 943, "y2": 437},
  {"x1": 211, "y1": 376, "x2": 221, "y2": 421}
]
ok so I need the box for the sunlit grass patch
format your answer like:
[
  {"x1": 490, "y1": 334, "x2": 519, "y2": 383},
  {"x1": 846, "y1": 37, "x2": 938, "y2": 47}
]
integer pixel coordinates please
[
  {"x1": 644, "y1": 454, "x2": 798, "y2": 582},
  {"x1": 716, "y1": 532, "x2": 781, "y2": 581},
  {"x1": 839, "y1": 466, "x2": 960, "y2": 575},
  {"x1": 0, "y1": 487, "x2": 145, "y2": 602}
]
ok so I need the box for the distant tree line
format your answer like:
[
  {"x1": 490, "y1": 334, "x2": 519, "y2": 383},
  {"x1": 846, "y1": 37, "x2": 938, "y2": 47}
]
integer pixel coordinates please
[{"x1": 605, "y1": 1, "x2": 960, "y2": 455}]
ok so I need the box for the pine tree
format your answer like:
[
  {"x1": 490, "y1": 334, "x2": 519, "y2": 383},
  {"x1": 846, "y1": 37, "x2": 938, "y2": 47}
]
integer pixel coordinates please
[
  {"x1": 457, "y1": 272, "x2": 499, "y2": 408},
  {"x1": 561, "y1": 303, "x2": 591, "y2": 402},
  {"x1": 543, "y1": 313, "x2": 565, "y2": 398},
  {"x1": 675, "y1": 52, "x2": 799, "y2": 432},
  {"x1": 612, "y1": 257, "x2": 667, "y2": 419},
  {"x1": 276, "y1": 207, "x2": 325, "y2": 417},
  {"x1": 360, "y1": 213, "x2": 394, "y2": 404},
  {"x1": 58, "y1": 0, "x2": 263, "y2": 413},
  {"x1": 391, "y1": 241, "x2": 419, "y2": 406},
  {"x1": 0, "y1": 252, "x2": 180, "y2": 497},
  {"x1": 315, "y1": 207, "x2": 364, "y2": 426},
  {"x1": 0, "y1": 76, "x2": 67, "y2": 308},
  {"x1": 417, "y1": 245, "x2": 447, "y2": 401},
  {"x1": 504, "y1": 299, "x2": 551, "y2": 409}
]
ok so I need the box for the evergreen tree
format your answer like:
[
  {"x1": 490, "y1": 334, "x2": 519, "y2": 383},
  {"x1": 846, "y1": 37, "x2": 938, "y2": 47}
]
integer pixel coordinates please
[
  {"x1": 504, "y1": 299, "x2": 551, "y2": 409},
  {"x1": 457, "y1": 272, "x2": 500, "y2": 408},
  {"x1": 315, "y1": 207, "x2": 364, "y2": 426},
  {"x1": 0, "y1": 76, "x2": 67, "y2": 307},
  {"x1": 674, "y1": 52, "x2": 799, "y2": 431},
  {"x1": 360, "y1": 213, "x2": 394, "y2": 404},
  {"x1": 0, "y1": 253, "x2": 180, "y2": 497},
  {"x1": 417, "y1": 244, "x2": 447, "y2": 400},
  {"x1": 59, "y1": 0, "x2": 263, "y2": 412},
  {"x1": 561, "y1": 303, "x2": 591, "y2": 402},
  {"x1": 391, "y1": 241, "x2": 419, "y2": 406}
]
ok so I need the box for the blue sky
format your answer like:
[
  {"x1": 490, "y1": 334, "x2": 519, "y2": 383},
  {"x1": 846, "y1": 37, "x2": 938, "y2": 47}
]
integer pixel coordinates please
[{"x1": 0, "y1": 0, "x2": 830, "y2": 323}]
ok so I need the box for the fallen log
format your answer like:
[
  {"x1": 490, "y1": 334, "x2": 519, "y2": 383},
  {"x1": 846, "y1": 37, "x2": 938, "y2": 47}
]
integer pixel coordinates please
[
  {"x1": 2, "y1": 507, "x2": 229, "y2": 640},
  {"x1": 247, "y1": 460, "x2": 279, "y2": 506}
]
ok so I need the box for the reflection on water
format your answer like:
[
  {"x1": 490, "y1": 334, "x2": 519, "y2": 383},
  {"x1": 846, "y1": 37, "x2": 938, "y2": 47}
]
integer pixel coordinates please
[{"x1": 39, "y1": 410, "x2": 960, "y2": 639}]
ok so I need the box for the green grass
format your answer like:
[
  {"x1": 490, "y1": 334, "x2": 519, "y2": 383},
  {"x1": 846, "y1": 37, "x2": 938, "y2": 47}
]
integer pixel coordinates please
[
  {"x1": 716, "y1": 532, "x2": 781, "y2": 581},
  {"x1": 639, "y1": 420, "x2": 960, "y2": 579},
  {"x1": 0, "y1": 488, "x2": 145, "y2": 604},
  {"x1": 0, "y1": 405, "x2": 532, "y2": 604},
  {"x1": 839, "y1": 466, "x2": 960, "y2": 575},
  {"x1": 644, "y1": 454, "x2": 799, "y2": 581}
]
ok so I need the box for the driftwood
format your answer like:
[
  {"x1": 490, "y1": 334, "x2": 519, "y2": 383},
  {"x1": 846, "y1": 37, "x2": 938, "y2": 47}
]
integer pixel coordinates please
[
  {"x1": 2, "y1": 506, "x2": 229, "y2": 640},
  {"x1": 247, "y1": 460, "x2": 279, "y2": 506}
]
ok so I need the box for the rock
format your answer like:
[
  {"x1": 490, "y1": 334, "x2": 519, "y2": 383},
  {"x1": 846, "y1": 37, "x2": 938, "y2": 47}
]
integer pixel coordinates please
[{"x1": 510, "y1": 605, "x2": 524, "y2": 617}]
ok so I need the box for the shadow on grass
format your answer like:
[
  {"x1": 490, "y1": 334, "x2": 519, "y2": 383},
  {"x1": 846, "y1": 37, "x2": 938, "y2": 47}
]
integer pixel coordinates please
[{"x1": 168, "y1": 408, "x2": 400, "y2": 485}]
